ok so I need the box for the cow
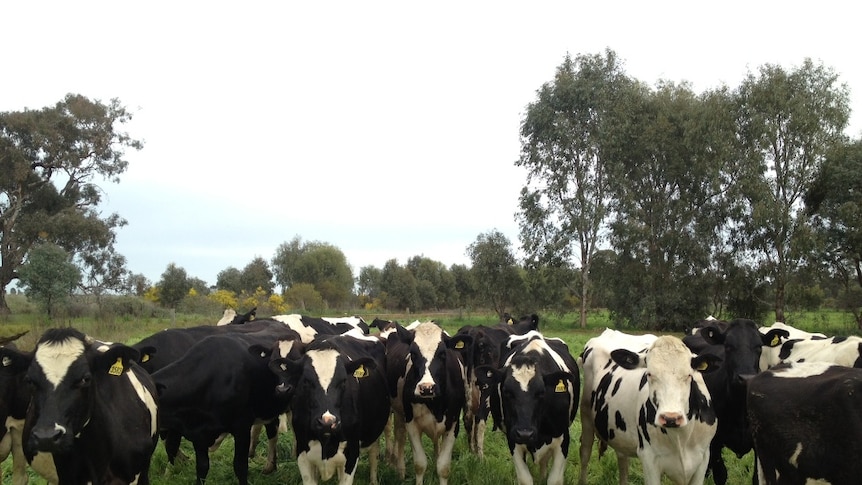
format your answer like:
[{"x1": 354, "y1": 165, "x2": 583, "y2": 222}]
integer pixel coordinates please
[
  {"x1": 579, "y1": 333, "x2": 720, "y2": 485},
  {"x1": 270, "y1": 331, "x2": 390, "y2": 484},
  {"x1": 682, "y1": 318, "x2": 788, "y2": 485},
  {"x1": 152, "y1": 324, "x2": 301, "y2": 485},
  {"x1": 215, "y1": 307, "x2": 257, "y2": 326},
  {"x1": 455, "y1": 319, "x2": 537, "y2": 457},
  {"x1": 0, "y1": 343, "x2": 58, "y2": 485},
  {"x1": 385, "y1": 321, "x2": 471, "y2": 485},
  {"x1": 757, "y1": 322, "x2": 826, "y2": 370},
  {"x1": 0, "y1": 328, "x2": 159, "y2": 484},
  {"x1": 270, "y1": 314, "x2": 359, "y2": 343},
  {"x1": 747, "y1": 361, "x2": 862, "y2": 484},
  {"x1": 475, "y1": 330, "x2": 579, "y2": 485},
  {"x1": 767, "y1": 333, "x2": 862, "y2": 369}
]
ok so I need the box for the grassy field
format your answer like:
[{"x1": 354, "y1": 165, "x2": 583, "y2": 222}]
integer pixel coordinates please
[{"x1": 1, "y1": 304, "x2": 857, "y2": 484}]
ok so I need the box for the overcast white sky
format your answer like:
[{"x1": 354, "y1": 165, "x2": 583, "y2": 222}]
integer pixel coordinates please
[{"x1": 3, "y1": 1, "x2": 861, "y2": 287}]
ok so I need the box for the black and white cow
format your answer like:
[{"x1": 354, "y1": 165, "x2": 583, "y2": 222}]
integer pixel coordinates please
[
  {"x1": 579, "y1": 332, "x2": 720, "y2": 485},
  {"x1": 0, "y1": 328, "x2": 158, "y2": 484},
  {"x1": 757, "y1": 322, "x2": 826, "y2": 370},
  {"x1": 0, "y1": 343, "x2": 58, "y2": 485},
  {"x1": 385, "y1": 321, "x2": 471, "y2": 485},
  {"x1": 475, "y1": 331, "x2": 579, "y2": 485},
  {"x1": 769, "y1": 334, "x2": 862, "y2": 369},
  {"x1": 747, "y1": 361, "x2": 862, "y2": 484},
  {"x1": 270, "y1": 314, "x2": 360, "y2": 343},
  {"x1": 271, "y1": 331, "x2": 390, "y2": 484},
  {"x1": 455, "y1": 320, "x2": 537, "y2": 457},
  {"x1": 215, "y1": 307, "x2": 257, "y2": 326},
  {"x1": 682, "y1": 318, "x2": 788, "y2": 485},
  {"x1": 152, "y1": 324, "x2": 301, "y2": 485}
]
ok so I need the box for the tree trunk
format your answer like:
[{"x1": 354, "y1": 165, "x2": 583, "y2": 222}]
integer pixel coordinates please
[
  {"x1": 0, "y1": 288, "x2": 9, "y2": 315},
  {"x1": 774, "y1": 283, "x2": 785, "y2": 323}
]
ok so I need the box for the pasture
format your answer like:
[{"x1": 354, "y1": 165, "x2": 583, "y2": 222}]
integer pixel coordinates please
[{"x1": 0, "y1": 306, "x2": 856, "y2": 484}]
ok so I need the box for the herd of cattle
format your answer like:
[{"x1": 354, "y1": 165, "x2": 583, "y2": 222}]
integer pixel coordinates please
[{"x1": 0, "y1": 312, "x2": 860, "y2": 484}]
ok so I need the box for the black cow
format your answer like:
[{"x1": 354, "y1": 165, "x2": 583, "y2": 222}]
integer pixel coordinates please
[
  {"x1": 152, "y1": 324, "x2": 301, "y2": 485},
  {"x1": 0, "y1": 328, "x2": 158, "y2": 484},
  {"x1": 475, "y1": 330, "x2": 579, "y2": 485},
  {"x1": 385, "y1": 321, "x2": 471, "y2": 485},
  {"x1": 271, "y1": 332, "x2": 390, "y2": 484},
  {"x1": 747, "y1": 361, "x2": 862, "y2": 484},
  {"x1": 682, "y1": 318, "x2": 788, "y2": 485}
]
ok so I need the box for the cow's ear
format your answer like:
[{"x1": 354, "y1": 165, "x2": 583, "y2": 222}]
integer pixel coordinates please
[
  {"x1": 543, "y1": 371, "x2": 575, "y2": 394},
  {"x1": 136, "y1": 346, "x2": 156, "y2": 365},
  {"x1": 346, "y1": 357, "x2": 377, "y2": 379},
  {"x1": 0, "y1": 347, "x2": 32, "y2": 375},
  {"x1": 447, "y1": 334, "x2": 472, "y2": 352},
  {"x1": 611, "y1": 349, "x2": 642, "y2": 370},
  {"x1": 94, "y1": 345, "x2": 141, "y2": 376},
  {"x1": 691, "y1": 354, "x2": 722, "y2": 373},
  {"x1": 394, "y1": 323, "x2": 414, "y2": 344},
  {"x1": 761, "y1": 329, "x2": 790, "y2": 348},
  {"x1": 474, "y1": 365, "x2": 501, "y2": 388},
  {"x1": 699, "y1": 325, "x2": 726, "y2": 345},
  {"x1": 249, "y1": 344, "x2": 272, "y2": 359}
]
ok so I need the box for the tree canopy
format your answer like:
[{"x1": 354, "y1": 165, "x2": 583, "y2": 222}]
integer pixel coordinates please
[{"x1": 0, "y1": 94, "x2": 141, "y2": 314}]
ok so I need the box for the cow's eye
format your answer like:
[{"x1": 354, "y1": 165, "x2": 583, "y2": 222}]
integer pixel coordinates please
[{"x1": 75, "y1": 375, "x2": 92, "y2": 389}]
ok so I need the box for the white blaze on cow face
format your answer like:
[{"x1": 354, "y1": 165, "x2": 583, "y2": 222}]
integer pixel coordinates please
[
  {"x1": 511, "y1": 364, "x2": 537, "y2": 392},
  {"x1": 34, "y1": 338, "x2": 85, "y2": 389},
  {"x1": 413, "y1": 322, "x2": 444, "y2": 394},
  {"x1": 308, "y1": 349, "x2": 339, "y2": 394},
  {"x1": 277, "y1": 340, "x2": 296, "y2": 359},
  {"x1": 645, "y1": 336, "x2": 698, "y2": 428}
]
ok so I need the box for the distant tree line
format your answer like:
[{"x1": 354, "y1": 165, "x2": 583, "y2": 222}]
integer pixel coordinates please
[{"x1": 3, "y1": 51, "x2": 862, "y2": 331}]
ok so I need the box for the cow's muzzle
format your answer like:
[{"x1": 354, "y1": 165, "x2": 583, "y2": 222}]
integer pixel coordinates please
[
  {"x1": 31, "y1": 424, "x2": 70, "y2": 452},
  {"x1": 658, "y1": 412, "x2": 686, "y2": 428},
  {"x1": 416, "y1": 382, "x2": 437, "y2": 398},
  {"x1": 512, "y1": 427, "x2": 537, "y2": 444},
  {"x1": 314, "y1": 414, "x2": 341, "y2": 437}
]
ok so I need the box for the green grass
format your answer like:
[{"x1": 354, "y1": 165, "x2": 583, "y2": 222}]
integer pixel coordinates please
[{"x1": 1, "y1": 305, "x2": 854, "y2": 484}]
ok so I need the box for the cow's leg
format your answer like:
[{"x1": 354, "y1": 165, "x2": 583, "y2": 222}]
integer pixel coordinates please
[
  {"x1": 393, "y1": 412, "x2": 407, "y2": 479},
  {"x1": 435, "y1": 426, "x2": 458, "y2": 485},
  {"x1": 164, "y1": 430, "x2": 182, "y2": 465},
  {"x1": 406, "y1": 421, "x2": 428, "y2": 485},
  {"x1": 248, "y1": 423, "x2": 263, "y2": 458},
  {"x1": 512, "y1": 445, "x2": 534, "y2": 485},
  {"x1": 546, "y1": 436, "x2": 567, "y2": 485},
  {"x1": 577, "y1": 413, "x2": 595, "y2": 485},
  {"x1": 262, "y1": 420, "x2": 279, "y2": 474},
  {"x1": 367, "y1": 441, "x2": 380, "y2": 485},
  {"x1": 296, "y1": 451, "x2": 318, "y2": 485},
  {"x1": 382, "y1": 413, "x2": 394, "y2": 461},
  {"x1": 616, "y1": 452, "x2": 630, "y2": 485},
  {"x1": 708, "y1": 440, "x2": 727, "y2": 485},
  {"x1": 192, "y1": 440, "x2": 211, "y2": 485},
  {"x1": 341, "y1": 441, "x2": 362, "y2": 485},
  {"x1": 231, "y1": 427, "x2": 252, "y2": 485},
  {"x1": 475, "y1": 418, "x2": 487, "y2": 458}
]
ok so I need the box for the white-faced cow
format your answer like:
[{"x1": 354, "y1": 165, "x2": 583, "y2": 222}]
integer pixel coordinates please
[
  {"x1": 2, "y1": 328, "x2": 158, "y2": 485},
  {"x1": 152, "y1": 324, "x2": 301, "y2": 485},
  {"x1": 475, "y1": 330, "x2": 579, "y2": 485},
  {"x1": 682, "y1": 318, "x2": 788, "y2": 485},
  {"x1": 747, "y1": 361, "x2": 862, "y2": 484},
  {"x1": 272, "y1": 331, "x2": 390, "y2": 484},
  {"x1": 579, "y1": 333, "x2": 720, "y2": 485},
  {"x1": 385, "y1": 321, "x2": 471, "y2": 485}
]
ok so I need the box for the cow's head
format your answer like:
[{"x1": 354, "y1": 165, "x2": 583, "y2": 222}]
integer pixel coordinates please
[
  {"x1": 24, "y1": 328, "x2": 140, "y2": 453},
  {"x1": 612, "y1": 335, "x2": 720, "y2": 429},
  {"x1": 283, "y1": 348, "x2": 376, "y2": 440},
  {"x1": 700, "y1": 319, "x2": 788, "y2": 384},
  {"x1": 394, "y1": 321, "x2": 470, "y2": 399},
  {"x1": 252, "y1": 337, "x2": 305, "y2": 401},
  {"x1": 477, "y1": 355, "x2": 575, "y2": 448}
]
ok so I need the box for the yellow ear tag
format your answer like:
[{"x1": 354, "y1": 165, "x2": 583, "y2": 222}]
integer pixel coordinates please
[
  {"x1": 695, "y1": 361, "x2": 709, "y2": 371},
  {"x1": 108, "y1": 357, "x2": 124, "y2": 376},
  {"x1": 455, "y1": 341, "x2": 465, "y2": 349},
  {"x1": 507, "y1": 319, "x2": 514, "y2": 325},
  {"x1": 353, "y1": 365, "x2": 367, "y2": 378},
  {"x1": 770, "y1": 335, "x2": 780, "y2": 347},
  {"x1": 141, "y1": 354, "x2": 150, "y2": 363},
  {"x1": 554, "y1": 379, "x2": 566, "y2": 393}
]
